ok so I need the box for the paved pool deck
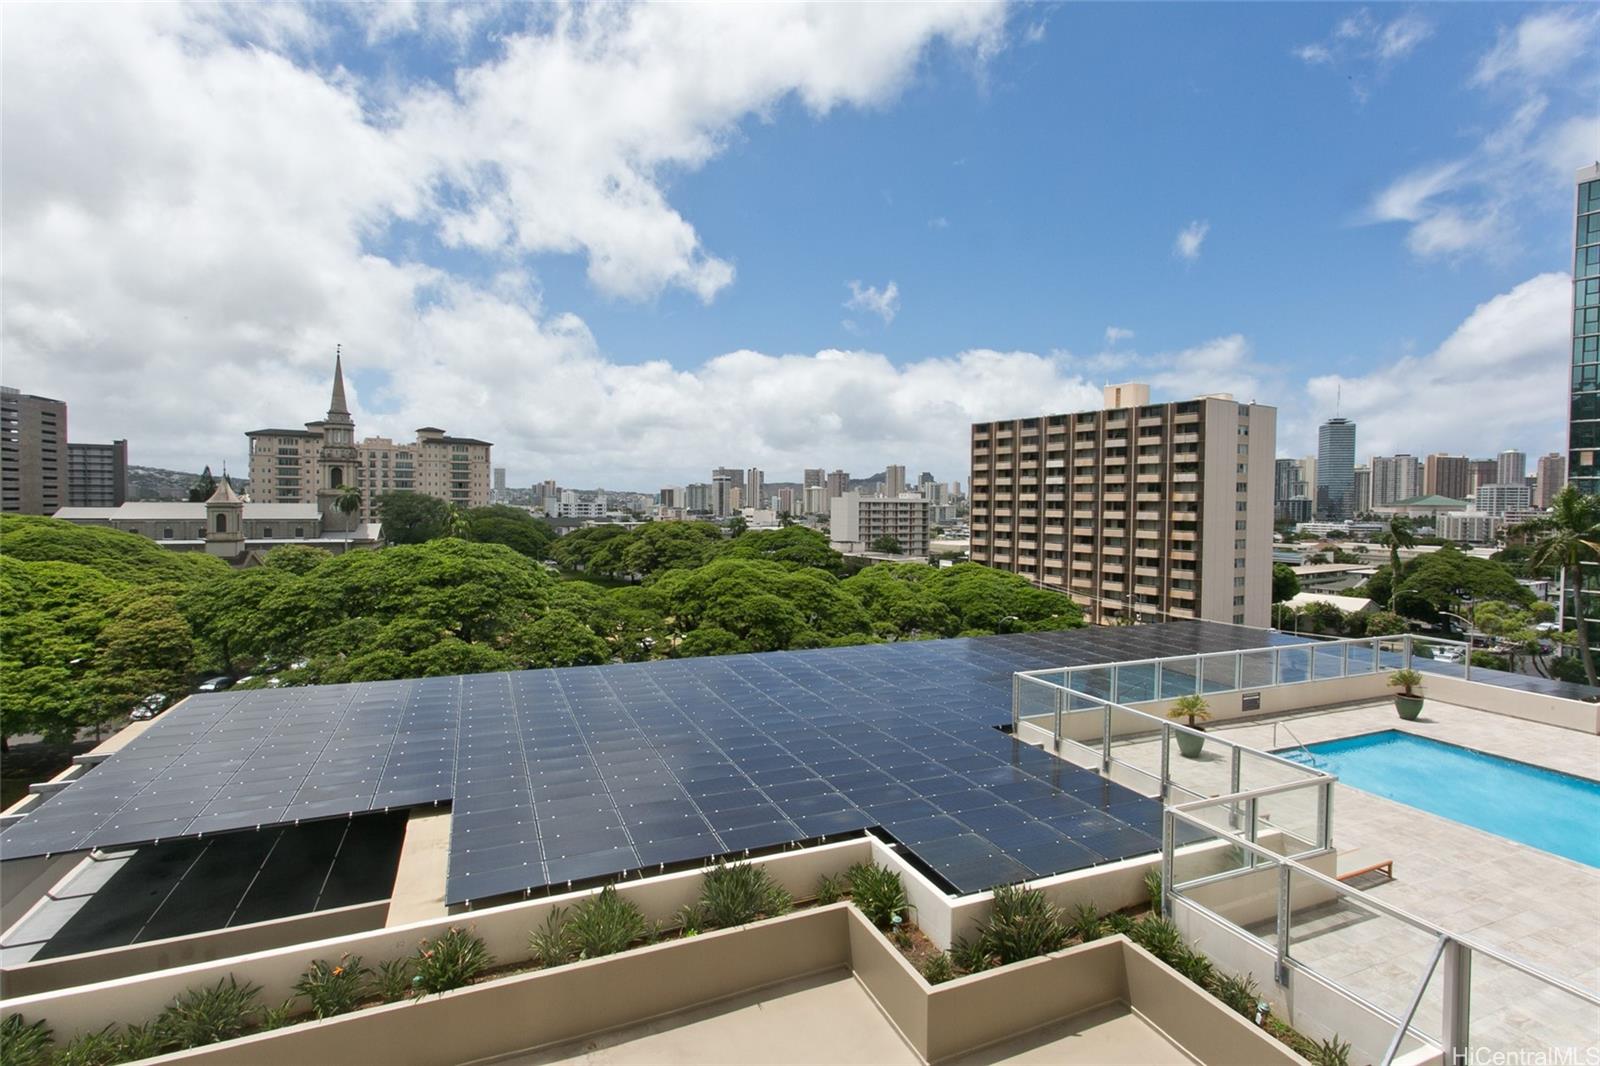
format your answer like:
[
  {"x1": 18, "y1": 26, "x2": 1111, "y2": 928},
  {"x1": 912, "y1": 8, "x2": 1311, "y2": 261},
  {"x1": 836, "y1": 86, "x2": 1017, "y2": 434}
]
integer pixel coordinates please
[{"x1": 1110, "y1": 698, "x2": 1600, "y2": 1052}]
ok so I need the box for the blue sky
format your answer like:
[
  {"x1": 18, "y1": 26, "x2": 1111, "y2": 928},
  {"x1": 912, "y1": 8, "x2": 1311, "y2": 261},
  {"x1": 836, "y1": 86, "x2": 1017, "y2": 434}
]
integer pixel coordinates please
[{"x1": 4, "y1": 2, "x2": 1597, "y2": 486}]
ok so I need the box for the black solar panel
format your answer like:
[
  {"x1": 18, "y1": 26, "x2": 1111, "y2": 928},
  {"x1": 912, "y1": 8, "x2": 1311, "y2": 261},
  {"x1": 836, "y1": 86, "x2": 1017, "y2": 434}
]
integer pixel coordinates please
[{"x1": 0, "y1": 621, "x2": 1295, "y2": 902}]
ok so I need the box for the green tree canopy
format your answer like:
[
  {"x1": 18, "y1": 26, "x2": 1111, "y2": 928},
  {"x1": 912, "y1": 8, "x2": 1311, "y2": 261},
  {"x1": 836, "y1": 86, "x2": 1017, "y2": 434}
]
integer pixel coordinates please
[
  {"x1": 377, "y1": 492, "x2": 453, "y2": 545},
  {"x1": 1272, "y1": 563, "x2": 1300, "y2": 603}
]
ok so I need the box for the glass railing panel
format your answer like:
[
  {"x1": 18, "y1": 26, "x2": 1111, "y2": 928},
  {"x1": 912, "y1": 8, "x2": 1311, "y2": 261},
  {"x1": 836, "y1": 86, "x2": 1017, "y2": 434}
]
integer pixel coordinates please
[
  {"x1": 1311, "y1": 642, "x2": 1346, "y2": 681},
  {"x1": 1376, "y1": 638, "x2": 1408, "y2": 672},
  {"x1": 1283, "y1": 872, "x2": 1444, "y2": 1046},
  {"x1": 1167, "y1": 814, "x2": 1256, "y2": 899},
  {"x1": 1070, "y1": 665, "x2": 1113, "y2": 703},
  {"x1": 1277, "y1": 645, "x2": 1312, "y2": 684},
  {"x1": 1201, "y1": 653, "x2": 1238, "y2": 694},
  {"x1": 1114, "y1": 662, "x2": 1157, "y2": 703},
  {"x1": 1346, "y1": 639, "x2": 1377, "y2": 674},
  {"x1": 1015, "y1": 675, "x2": 1059, "y2": 732},
  {"x1": 1159, "y1": 656, "x2": 1200, "y2": 699},
  {"x1": 1468, "y1": 951, "x2": 1600, "y2": 1055},
  {"x1": 1239, "y1": 648, "x2": 1277, "y2": 688}
]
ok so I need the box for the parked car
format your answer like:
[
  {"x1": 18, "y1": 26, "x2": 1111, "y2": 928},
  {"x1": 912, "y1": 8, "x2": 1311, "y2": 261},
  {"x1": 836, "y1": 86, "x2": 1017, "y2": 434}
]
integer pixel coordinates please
[
  {"x1": 130, "y1": 693, "x2": 169, "y2": 721},
  {"x1": 196, "y1": 676, "x2": 235, "y2": 693},
  {"x1": 1433, "y1": 648, "x2": 1461, "y2": 664}
]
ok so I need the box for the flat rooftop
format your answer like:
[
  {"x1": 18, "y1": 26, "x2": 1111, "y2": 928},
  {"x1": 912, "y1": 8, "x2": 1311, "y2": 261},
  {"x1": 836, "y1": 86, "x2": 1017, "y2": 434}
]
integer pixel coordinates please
[{"x1": 0, "y1": 622, "x2": 1300, "y2": 904}]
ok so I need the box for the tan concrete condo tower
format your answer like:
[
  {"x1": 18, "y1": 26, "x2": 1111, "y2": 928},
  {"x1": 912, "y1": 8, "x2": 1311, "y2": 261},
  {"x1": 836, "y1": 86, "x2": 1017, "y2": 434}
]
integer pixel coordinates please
[{"x1": 969, "y1": 383, "x2": 1275, "y2": 626}]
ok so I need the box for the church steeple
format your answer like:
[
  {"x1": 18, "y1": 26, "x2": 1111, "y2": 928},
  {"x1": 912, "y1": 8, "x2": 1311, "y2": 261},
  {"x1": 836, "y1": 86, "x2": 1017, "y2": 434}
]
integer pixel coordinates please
[{"x1": 327, "y1": 344, "x2": 351, "y2": 424}]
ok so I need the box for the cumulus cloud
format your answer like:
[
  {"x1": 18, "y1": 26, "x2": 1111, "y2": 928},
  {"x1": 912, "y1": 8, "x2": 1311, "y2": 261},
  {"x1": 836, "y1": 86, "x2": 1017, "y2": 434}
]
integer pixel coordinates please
[
  {"x1": 1290, "y1": 273, "x2": 1567, "y2": 459},
  {"x1": 0, "y1": 3, "x2": 1014, "y2": 486},
  {"x1": 844, "y1": 281, "x2": 901, "y2": 324},
  {"x1": 1173, "y1": 220, "x2": 1209, "y2": 261},
  {"x1": 1104, "y1": 326, "x2": 1134, "y2": 345}
]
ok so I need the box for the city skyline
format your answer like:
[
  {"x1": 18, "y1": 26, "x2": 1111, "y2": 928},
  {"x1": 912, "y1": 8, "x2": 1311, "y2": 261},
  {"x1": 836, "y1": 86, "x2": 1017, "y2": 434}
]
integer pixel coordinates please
[{"x1": 3, "y1": 4, "x2": 1595, "y2": 486}]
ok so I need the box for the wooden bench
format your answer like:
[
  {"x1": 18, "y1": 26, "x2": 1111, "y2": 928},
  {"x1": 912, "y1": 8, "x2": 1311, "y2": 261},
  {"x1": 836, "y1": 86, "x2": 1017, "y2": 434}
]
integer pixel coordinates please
[{"x1": 1337, "y1": 859, "x2": 1394, "y2": 885}]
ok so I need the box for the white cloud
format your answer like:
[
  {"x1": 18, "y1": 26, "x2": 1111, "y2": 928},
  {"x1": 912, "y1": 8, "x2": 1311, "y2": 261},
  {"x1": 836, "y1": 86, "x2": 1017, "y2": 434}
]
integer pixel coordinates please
[
  {"x1": 927, "y1": 215, "x2": 950, "y2": 229},
  {"x1": 1173, "y1": 220, "x2": 1209, "y2": 261},
  {"x1": 1367, "y1": 162, "x2": 1465, "y2": 223},
  {"x1": 1473, "y1": 9, "x2": 1600, "y2": 87},
  {"x1": 1294, "y1": 8, "x2": 1432, "y2": 75},
  {"x1": 1291, "y1": 273, "x2": 1567, "y2": 459},
  {"x1": 1104, "y1": 326, "x2": 1134, "y2": 345},
  {"x1": 0, "y1": 3, "x2": 1017, "y2": 485},
  {"x1": 844, "y1": 280, "x2": 901, "y2": 324}
]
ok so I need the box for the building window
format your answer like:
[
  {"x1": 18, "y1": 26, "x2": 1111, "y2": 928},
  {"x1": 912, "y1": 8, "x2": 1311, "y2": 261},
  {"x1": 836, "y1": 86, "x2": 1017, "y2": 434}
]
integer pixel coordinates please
[
  {"x1": 262, "y1": 527, "x2": 273, "y2": 538},
  {"x1": 162, "y1": 527, "x2": 172, "y2": 539},
  {"x1": 214, "y1": 513, "x2": 227, "y2": 533},
  {"x1": 295, "y1": 527, "x2": 305, "y2": 537}
]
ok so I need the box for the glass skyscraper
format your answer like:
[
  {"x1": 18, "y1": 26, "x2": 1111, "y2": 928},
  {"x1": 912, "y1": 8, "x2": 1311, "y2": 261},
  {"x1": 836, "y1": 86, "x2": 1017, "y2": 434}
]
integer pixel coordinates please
[
  {"x1": 1571, "y1": 162, "x2": 1600, "y2": 496},
  {"x1": 1315, "y1": 417, "x2": 1356, "y2": 520}
]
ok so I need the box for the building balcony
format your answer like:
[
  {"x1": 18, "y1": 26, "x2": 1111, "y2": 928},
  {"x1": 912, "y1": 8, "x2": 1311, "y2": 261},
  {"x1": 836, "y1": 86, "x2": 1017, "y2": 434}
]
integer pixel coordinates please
[{"x1": 1171, "y1": 549, "x2": 1197, "y2": 562}]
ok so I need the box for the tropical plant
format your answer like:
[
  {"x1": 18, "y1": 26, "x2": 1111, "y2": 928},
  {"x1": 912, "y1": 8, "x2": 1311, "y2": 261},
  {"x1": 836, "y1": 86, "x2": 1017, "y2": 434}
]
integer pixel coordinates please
[
  {"x1": 1209, "y1": 970, "x2": 1260, "y2": 1018},
  {"x1": 294, "y1": 954, "x2": 371, "y2": 1018},
  {"x1": 981, "y1": 885, "x2": 1069, "y2": 965},
  {"x1": 1129, "y1": 915, "x2": 1184, "y2": 963},
  {"x1": 529, "y1": 906, "x2": 575, "y2": 968},
  {"x1": 846, "y1": 863, "x2": 908, "y2": 930},
  {"x1": 372, "y1": 958, "x2": 414, "y2": 1002},
  {"x1": 335, "y1": 484, "x2": 363, "y2": 519},
  {"x1": 675, "y1": 902, "x2": 706, "y2": 936},
  {"x1": 1167, "y1": 693, "x2": 1210, "y2": 730},
  {"x1": 815, "y1": 872, "x2": 846, "y2": 905},
  {"x1": 1171, "y1": 943, "x2": 1215, "y2": 986},
  {"x1": 698, "y1": 861, "x2": 792, "y2": 928},
  {"x1": 50, "y1": 1027, "x2": 121, "y2": 1066},
  {"x1": 921, "y1": 951, "x2": 956, "y2": 984},
  {"x1": 1067, "y1": 901, "x2": 1104, "y2": 943},
  {"x1": 1378, "y1": 515, "x2": 1417, "y2": 610},
  {"x1": 411, "y1": 927, "x2": 493, "y2": 994},
  {"x1": 1310, "y1": 1035, "x2": 1353, "y2": 1066},
  {"x1": 115, "y1": 1023, "x2": 166, "y2": 1062},
  {"x1": 1143, "y1": 868, "x2": 1164, "y2": 912},
  {"x1": 155, "y1": 976, "x2": 264, "y2": 1050},
  {"x1": 0, "y1": 1015, "x2": 54, "y2": 1066},
  {"x1": 566, "y1": 885, "x2": 646, "y2": 959},
  {"x1": 1103, "y1": 911, "x2": 1136, "y2": 937},
  {"x1": 1387, "y1": 668, "x2": 1423, "y2": 697},
  {"x1": 258, "y1": 1000, "x2": 298, "y2": 1031},
  {"x1": 950, "y1": 934, "x2": 994, "y2": 974}
]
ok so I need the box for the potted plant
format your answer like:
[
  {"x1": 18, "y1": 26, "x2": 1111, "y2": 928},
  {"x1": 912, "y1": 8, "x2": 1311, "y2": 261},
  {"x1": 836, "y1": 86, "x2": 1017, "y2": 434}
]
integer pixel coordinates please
[
  {"x1": 1389, "y1": 668, "x2": 1424, "y2": 720},
  {"x1": 1167, "y1": 693, "x2": 1212, "y2": 758}
]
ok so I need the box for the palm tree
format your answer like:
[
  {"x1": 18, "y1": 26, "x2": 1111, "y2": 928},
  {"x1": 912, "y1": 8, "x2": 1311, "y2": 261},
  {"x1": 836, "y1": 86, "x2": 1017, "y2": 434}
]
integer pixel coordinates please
[
  {"x1": 335, "y1": 485, "x2": 363, "y2": 518},
  {"x1": 444, "y1": 503, "x2": 472, "y2": 540},
  {"x1": 1522, "y1": 486, "x2": 1600, "y2": 687},
  {"x1": 1377, "y1": 515, "x2": 1416, "y2": 611}
]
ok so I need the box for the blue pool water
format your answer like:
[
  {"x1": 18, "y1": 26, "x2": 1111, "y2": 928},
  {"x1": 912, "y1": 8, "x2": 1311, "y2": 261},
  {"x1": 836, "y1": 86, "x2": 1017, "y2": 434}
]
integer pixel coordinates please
[{"x1": 1279, "y1": 730, "x2": 1600, "y2": 868}]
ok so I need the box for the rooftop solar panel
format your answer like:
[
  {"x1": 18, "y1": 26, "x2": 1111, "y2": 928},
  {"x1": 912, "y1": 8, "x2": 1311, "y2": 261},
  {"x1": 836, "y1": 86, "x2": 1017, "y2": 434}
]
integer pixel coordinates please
[{"x1": 1, "y1": 621, "x2": 1298, "y2": 902}]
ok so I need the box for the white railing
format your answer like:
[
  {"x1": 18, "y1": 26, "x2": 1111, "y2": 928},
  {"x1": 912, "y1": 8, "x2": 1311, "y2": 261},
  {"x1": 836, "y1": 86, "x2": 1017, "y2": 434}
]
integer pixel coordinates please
[{"x1": 1162, "y1": 793, "x2": 1600, "y2": 1064}]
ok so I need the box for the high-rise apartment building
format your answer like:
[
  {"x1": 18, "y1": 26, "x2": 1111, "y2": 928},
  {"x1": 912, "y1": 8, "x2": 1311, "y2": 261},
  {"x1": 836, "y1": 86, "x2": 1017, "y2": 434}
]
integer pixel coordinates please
[
  {"x1": 803, "y1": 484, "x2": 827, "y2": 515},
  {"x1": 1496, "y1": 449, "x2": 1526, "y2": 488},
  {"x1": 1352, "y1": 465, "x2": 1372, "y2": 514},
  {"x1": 1370, "y1": 454, "x2": 1422, "y2": 507},
  {"x1": 883, "y1": 465, "x2": 906, "y2": 499},
  {"x1": 803, "y1": 468, "x2": 825, "y2": 490},
  {"x1": 684, "y1": 482, "x2": 714, "y2": 514},
  {"x1": 830, "y1": 491, "x2": 930, "y2": 557},
  {"x1": 1, "y1": 386, "x2": 68, "y2": 514},
  {"x1": 745, "y1": 468, "x2": 764, "y2": 513},
  {"x1": 1476, "y1": 483, "x2": 1532, "y2": 516},
  {"x1": 1273, "y1": 458, "x2": 1303, "y2": 504},
  {"x1": 1535, "y1": 452, "x2": 1567, "y2": 508},
  {"x1": 493, "y1": 467, "x2": 507, "y2": 491},
  {"x1": 1423, "y1": 454, "x2": 1470, "y2": 501},
  {"x1": 826, "y1": 469, "x2": 849, "y2": 500},
  {"x1": 67, "y1": 440, "x2": 128, "y2": 508},
  {"x1": 1572, "y1": 163, "x2": 1600, "y2": 494},
  {"x1": 773, "y1": 487, "x2": 795, "y2": 515},
  {"x1": 711, "y1": 471, "x2": 735, "y2": 517},
  {"x1": 1315, "y1": 417, "x2": 1356, "y2": 520},
  {"x1": 246, "y1": 355, "x2": 492, "y2": 526},
  {"x1": 1467, "y1": 460, "x2": 1499, "y2": 496},
  {"x1": 969, "y1": 383, "x2": 1275, "y2": 627}
]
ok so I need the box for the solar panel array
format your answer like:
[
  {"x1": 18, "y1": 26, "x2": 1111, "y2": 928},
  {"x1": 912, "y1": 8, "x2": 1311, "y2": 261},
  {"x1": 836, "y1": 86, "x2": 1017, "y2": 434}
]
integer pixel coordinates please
[{"x1": 1, "y1": 621, "x2": 1296, "y2": 903}]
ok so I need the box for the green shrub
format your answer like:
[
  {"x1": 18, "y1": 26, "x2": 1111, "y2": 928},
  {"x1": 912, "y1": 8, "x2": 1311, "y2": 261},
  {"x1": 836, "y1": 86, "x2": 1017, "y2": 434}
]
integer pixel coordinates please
[
  {"x1": 372, "y1": 958, "x2": 413, "y2": 1002},
  {"x1": 115, "y1": 1023, "x2": 165, "y2": 1063},
  {"x1": 815, "y1": 872, "x2": 846, "y2": 905},
  {"x1": 51, "y1": 1027, "x2": 119, "y2": 1066},
  {"x1": 1103, "y1": 911, "x2": 1136, "y2": 937},
  {"x1": 412, "y1": 927, "x2": 493, "y2": 994},
  {"x1": 529, "y1": 906, "x2": 575, "y2": 967},
  {"x1": 1172, "y1": 944, "x2": 1214, "y2": 986},
  {"x1": 921, "y1": 951, "x2": 956, "y2": 985},
  {"x1": 675, "y1": 902, "x2": 706, "y2": 935},
  {"x1": 156, "y1": 976, "x2": 264, "y2": 1050},
  {"x1": 1067, "y1": 901, "x2": 1103, "y2": 943},
  {"x1": 0, "y1": 1015, "x2": 53, "y2": 1066},
  {"x1": 1143, "y1": 868, "x2": 1164, "y2": 913},
  {"x1": 982, "y1": 885, "x2": 1068, "y2": 965},
  {"x1": 1310, "y1": 1036, "x2": 1352, "y2": 1066},
  {"x1": 698, "y1": 861, "x2": 792, "y2": 928},
  {"x1": 950, "y1": 934, "x2": 993, "y2": 974},
  {"x1": 1208, "y1": 970, "x2": 1259, "y2": 1018},
  {"x1": 294, "y1": 955, "x2": 371, "y2": 1018},
  {"x1": 847, "y1": 863, "x2": 908, "y2": 930},
  {"x1": 567, "y1": 886, "x2": 646, "y2": 959},
  {"x1": 258, "y1": 1000, "x2": 298, "y2": 1031},
  {"x1": 1129, "y1": 915, "x2": 1183, "y2": 962}
]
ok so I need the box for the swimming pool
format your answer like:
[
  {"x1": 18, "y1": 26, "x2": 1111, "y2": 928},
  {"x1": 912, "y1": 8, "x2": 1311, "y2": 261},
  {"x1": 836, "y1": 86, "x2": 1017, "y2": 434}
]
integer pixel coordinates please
[{"x1": 1278, "y1": 730, "x2": 1600, "y2": 868}]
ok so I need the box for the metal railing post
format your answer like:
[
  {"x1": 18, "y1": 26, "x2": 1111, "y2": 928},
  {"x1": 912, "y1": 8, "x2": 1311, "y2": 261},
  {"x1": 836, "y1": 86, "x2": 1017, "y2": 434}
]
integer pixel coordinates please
[
  {"x1": 1159, "y1": 723, "x2": 1171, "y2": 803},
  {"x1": 1317, "y1": 779, "x2": 1334, "y2": 851},
  {"x1": 1053, "y1": 685, "x2": 1064, "y2": 745},
  {"x1": 1101, "y1": 704, "x2": 1113, "y2": 774},
  {"x1": 1233, "y1": 650, "x2": 1242, "y2": 691},
  {"x1": 1161, "y1": 809, "x2": 1175, "y2": 921},
  {"x1": 1404, "y1": 632, "x2": 1413, "y2": 671},
  {"x1": 1229, "y1": 747, "x2": 1243, "y2": 829},
  {"x1": 1275, "y1": 862, "x2": 1292, "y2": 987},
  {"x1": 1443, "y1": 940, "x2": 1472, "y2": 1065},
  {"x1": 1109, "y1": 664, "x2": 1119, "y2": 705},
  {"x1": 1012, "y1": 673, "x2": 1021, "y2": 732},
  {"x1": 1245, "y1": 796, "x2": 1259, "y2": 868},
  {"x1": 1152, "y1": 661, "x2": 1161, "y2": 701}
]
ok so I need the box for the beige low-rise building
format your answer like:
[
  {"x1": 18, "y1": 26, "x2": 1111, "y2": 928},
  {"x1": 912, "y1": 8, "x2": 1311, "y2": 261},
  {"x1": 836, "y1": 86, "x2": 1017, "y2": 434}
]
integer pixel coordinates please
[{"x1": 830, "y1": 491, "x2": 930, "y2": 556}]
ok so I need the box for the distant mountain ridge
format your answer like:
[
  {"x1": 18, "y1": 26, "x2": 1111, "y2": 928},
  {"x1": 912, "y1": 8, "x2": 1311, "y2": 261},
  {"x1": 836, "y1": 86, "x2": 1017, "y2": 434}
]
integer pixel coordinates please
[{"x1": 127, "y1": 466, "x2": 247, "y2": 501}]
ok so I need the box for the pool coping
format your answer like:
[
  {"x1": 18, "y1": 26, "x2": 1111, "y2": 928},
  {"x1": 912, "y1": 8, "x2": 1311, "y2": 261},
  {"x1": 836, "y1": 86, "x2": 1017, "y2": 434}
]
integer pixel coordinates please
[{"x1": 1273, "y1": 727, "x2": 1600, "y2": 789}]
